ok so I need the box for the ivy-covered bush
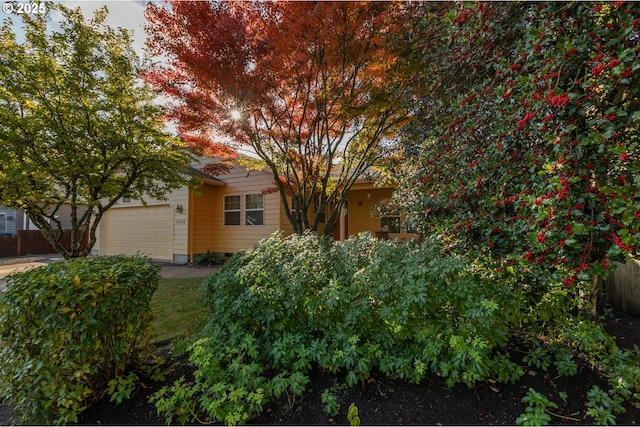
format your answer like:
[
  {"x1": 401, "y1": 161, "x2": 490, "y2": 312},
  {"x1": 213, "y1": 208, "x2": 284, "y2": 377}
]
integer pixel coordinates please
[
  {"x1": 0, "y1": 255, "x2": 161, "y2": 425},
  {"x1": 152, "y1": 232, "x2": 527, "y2": 424},
  {"x1": 394, "y1": 1, "x2": 640, "y2": 314}
]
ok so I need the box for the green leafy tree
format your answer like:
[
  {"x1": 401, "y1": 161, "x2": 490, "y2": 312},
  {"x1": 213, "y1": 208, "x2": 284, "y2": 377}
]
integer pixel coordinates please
[
  {"x1": 396, "y1": 1, "x2": 640, "y2": 313},
  {"x1": 0, "y1": 5, "x2": 193, "y2": 258}
]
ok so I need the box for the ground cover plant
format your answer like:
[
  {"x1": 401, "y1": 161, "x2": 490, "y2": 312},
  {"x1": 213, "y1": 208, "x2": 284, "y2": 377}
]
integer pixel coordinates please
[
  {"x1": 150, "y1": 232, "x2": 640, "y2": 425},
  {"x1": 0, "y1": 255, "x2": 164, "y2": 425}
]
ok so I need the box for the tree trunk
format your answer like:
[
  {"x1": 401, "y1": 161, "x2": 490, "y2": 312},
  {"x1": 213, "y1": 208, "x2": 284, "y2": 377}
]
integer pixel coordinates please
[{"x1": 589, "y1": 273, "x2": 599, "y2": 319}]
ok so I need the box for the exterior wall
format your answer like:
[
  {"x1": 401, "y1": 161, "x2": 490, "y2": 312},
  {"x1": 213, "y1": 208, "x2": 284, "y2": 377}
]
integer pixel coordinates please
[
  {"x1": 94, "y1": 158, "x2": 279, "y2": 261},
  {"x1": 267, "y1": 184, "x2": 416, "y2": 241},
  {"x1": 191, "y1": 164, "x2": 282, "y2": 254},
  {"x1": 279, "y1": 194, "x2": 294, "y2": 236},
  {"x1": 0, "y1": 205, "x2": 82, "y2": 236},
  {"x1": 169, "y1": 187, "x2": 190, "y2": 261},
  {"x1": 0, "y1": 206, "x2": 17, "y2": 236},
  {"x1": 93, "y1": 157, "x2": 415, "y2": 262},
  {"x1": 188, "y1": 183, "x2": 218, "y2": 256},
  {"x1": 94, "y1": 187, "x2": 189, "y2": 262},
  {"x1": 346, "y1": 186, "x2": 420, "y2": 241},
  {"x1": 346, "y1": 187, "x2": 394, "y2": 236}
]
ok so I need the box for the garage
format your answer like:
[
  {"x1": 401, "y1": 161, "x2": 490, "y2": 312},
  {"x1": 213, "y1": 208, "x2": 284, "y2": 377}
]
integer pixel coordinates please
[{"x1": 100, "y1": 205, "x2": 174, "y2": 261}]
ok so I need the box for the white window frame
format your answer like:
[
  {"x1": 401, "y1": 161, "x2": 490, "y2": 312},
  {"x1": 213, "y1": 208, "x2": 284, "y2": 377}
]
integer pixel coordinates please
[
  {"x1": 245, "y1": 193, "x2": 264, "y2": 226},
  {"x1": 379, "y1": 198, "x2": 401, "y2": 233},
  {"x1": 223, "y1": 195, "x2": 241, "y2": 226}
]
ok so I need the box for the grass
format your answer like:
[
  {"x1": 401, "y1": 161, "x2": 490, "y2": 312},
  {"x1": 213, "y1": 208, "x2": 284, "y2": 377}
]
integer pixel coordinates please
[
  {"x1": 0, "y1": 275, "x2": 209, "y2": 345},
  {"x1": 149, "y1": 277, "x2": 208, "y2": 344}
]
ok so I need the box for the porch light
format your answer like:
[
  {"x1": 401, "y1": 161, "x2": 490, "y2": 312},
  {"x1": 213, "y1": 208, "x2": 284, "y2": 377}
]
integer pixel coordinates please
[{"x1": 175, "y1": 205, "x2": 183, "y2": 214}]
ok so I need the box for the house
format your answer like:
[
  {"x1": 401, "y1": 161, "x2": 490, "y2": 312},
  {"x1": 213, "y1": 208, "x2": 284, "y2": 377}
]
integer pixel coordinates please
[
  {"x1": 93, "y1": 157, "x2": 417, "y2": 263},
  {"x1": 0, "y1": 204, "x2": 77, "y2": 236},
  {"x1": 0, "y1": 205, "x2": 18, "y2": 236},
  {"x1": 0, "y1": 205, "x2": 45, "y2": 236},
  {"x1": 0, "y1": 203, "x2": 84, "y2": 257}
]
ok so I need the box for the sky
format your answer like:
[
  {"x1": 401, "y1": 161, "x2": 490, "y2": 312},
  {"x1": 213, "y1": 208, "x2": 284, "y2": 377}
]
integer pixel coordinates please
[
  {"x1": 71, "y1": 0, "x2": 149, "y2": 54},
  {"x1": 4, "y1": 0, "x2": 151, "y2": 56},
  {"x1": 2, "y1": 0, "x2": 259, "y2": 156}
]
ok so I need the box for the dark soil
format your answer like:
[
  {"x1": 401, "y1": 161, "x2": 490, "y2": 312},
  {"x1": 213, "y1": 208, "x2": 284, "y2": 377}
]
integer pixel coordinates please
[{"x1": 2, "y1": 310, "x2": 639, "y2": 426}]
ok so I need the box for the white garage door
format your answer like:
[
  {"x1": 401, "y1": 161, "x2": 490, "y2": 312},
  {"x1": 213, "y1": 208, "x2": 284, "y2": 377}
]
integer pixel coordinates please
[{"x1": 101, "y1": 205, "x2": 173, "y2": 261}]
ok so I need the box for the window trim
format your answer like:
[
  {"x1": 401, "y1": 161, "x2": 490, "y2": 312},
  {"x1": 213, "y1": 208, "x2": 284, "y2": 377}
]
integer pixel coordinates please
[
  {"x1": 245, "y1": 193, "x2": 264, "y2": 227},
  {"x1": 223, "y1": 194, "x2": 241, "y2": 226},
  {"x1": 379, "y1": 198, "x2": 401, "y2": 234},
  {"x1": 223, "y1": 193, "x2": 265, "y2": 227}
]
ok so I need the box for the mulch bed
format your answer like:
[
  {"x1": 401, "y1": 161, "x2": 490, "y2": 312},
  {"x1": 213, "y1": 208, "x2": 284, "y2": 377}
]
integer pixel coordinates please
[{"x1": 2, "y1": 309, "x2": 639, "y2": 425}]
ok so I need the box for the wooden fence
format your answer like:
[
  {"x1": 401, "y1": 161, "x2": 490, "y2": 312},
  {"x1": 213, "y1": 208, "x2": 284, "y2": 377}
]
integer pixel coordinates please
[
  {"x1": 0, "y1": 230, "x2": 77, "y2": 258},
  {"x1": 605, "y1": 258, "x2": 640, "y2": 317}
]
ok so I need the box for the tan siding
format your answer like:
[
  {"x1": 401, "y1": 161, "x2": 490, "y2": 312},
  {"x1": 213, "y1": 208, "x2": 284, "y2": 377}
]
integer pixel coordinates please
[
  {"x1": 346, "y1": 187, "x2": 419, "y2": 240},
  {"x1": 171, "y1": 187, "x2": 190, "y2": 257},
  {"x1": 279, "y1": 203, "x2": 294, "y2": 236},
  {"x1": 207, "y1": 165, "x2": 283, "y2": 253},
  {"x1": 189, "y1": 184, "x2": 218, "y2": 255},
  {"x1": 95, "y1": 187, "x2": 188, "y2": 260},
  {"x1": 347, "y1": 188, "x2": 394, "y2": 236},
  {"x1": 95, "y1": 157, "x2": 410, "y2": 261}
]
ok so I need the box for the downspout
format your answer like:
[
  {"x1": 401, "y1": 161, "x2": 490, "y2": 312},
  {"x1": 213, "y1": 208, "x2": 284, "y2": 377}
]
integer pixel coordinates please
[{"x1": 187, "y1": 188, "x2": 195, "y2": 263}]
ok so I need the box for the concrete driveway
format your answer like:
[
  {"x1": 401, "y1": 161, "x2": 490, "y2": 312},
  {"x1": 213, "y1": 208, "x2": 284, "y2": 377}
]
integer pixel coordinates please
[{"x1": 0, "y1": 255, "x2": 219, "y2": 292}]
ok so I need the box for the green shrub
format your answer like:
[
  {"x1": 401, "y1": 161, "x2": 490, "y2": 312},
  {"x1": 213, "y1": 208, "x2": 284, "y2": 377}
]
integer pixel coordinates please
[
  {"x1": 192, "y1": 250, "x2": 227, "y2": 267},
  {"x1": 152, "y1": 231, "x2": 640, "y2": 425},
  {"x1": 153, "y1": 231, "x2": 527, "y2": 424},
  {"x1": 516, "y1": 388, "x2": 556, "y2": 426},
  {"x1": 0, "y1": 255, "x2": 161, "y2": 425}
]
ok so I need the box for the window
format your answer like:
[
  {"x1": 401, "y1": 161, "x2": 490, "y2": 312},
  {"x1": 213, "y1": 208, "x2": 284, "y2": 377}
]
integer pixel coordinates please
[
  {"x1": 245, "y1": 194, "x2": 264, "y2": 226},
  {"x1": 223, "y1": 194, "x2": 264, "y2": 226},
  {"x1": 290, "y1": 196, "x2": 326, "y2": 224},
  {"x1": 224, "y1": 195, "x2": 241, "y2": 226},
  {"x1": 379, "y1": 199, "x2": 401, "y2": 233}
]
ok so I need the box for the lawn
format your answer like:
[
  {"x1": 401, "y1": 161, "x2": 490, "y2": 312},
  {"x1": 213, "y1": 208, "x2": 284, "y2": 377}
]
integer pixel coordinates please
[
  {"x1": 149, "y1": 277, "x2": 208, "y2": 344},
  {"x1": 0, "y1": 275, "x2": 207, "y2": 345}
]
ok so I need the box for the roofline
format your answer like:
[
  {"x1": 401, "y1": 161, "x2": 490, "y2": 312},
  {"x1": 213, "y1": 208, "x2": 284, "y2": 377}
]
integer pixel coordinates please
[{"x1": 187, "y1": 167, "x2": 227, "y2": 187}]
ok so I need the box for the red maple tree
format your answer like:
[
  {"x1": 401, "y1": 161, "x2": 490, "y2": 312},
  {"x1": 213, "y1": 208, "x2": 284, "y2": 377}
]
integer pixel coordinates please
[{"x1": 144, "y1": 1, "x2": 409, "y2": 234}]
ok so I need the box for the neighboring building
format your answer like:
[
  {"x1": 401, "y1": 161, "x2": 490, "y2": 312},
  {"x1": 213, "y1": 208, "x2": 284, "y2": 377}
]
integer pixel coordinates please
[
  {"x1": 0, "y1": 205, "x2": 68, "y2": 235},
  {"x1": 0, "y1": 205, "x2": 18, "y2": 236},
  {"x1": 93, "y1": 157, "x2": 417, "y2": 263},
  {"x1": 0, "y1": 204, "x2": 84, "y2": 257}
]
